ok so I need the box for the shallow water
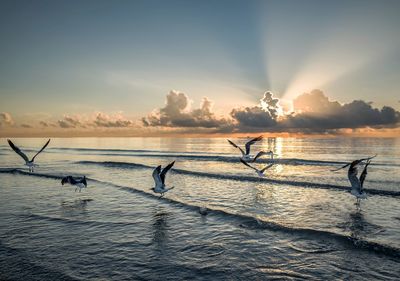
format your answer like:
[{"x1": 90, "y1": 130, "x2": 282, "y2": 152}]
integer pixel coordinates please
[{"x1": 1, "y1": 137, "x2": 400, "y2": 280}]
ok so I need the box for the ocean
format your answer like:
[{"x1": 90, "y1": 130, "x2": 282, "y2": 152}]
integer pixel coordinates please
[{"x1": 0, "y1": 137, "x2": 400, "y2": 280}]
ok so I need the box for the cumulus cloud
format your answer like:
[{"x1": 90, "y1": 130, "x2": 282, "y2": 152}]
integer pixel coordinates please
[
  {"x1": 0, "y1": 112, "x2": 14, "y2": 127},
  {"x1": 142, "y1": 90, "x2": 228, "y2": 128},
  {"x1": 142, "y1": 89, "x2": 400, "y2": 134},
  {"x1": 56, "y1": 112, "x2": 135, "y2": 129},
  {"x1": 230, "y1": 89, "x2": 400, "y2": 133},
  {"x1": 93, "y1": 112, "x2": 134, "y2": 128},
  {"x1": 281, "y1": 90, "x2": 400, "y2": 131},
  {"x1": 58, "y1": 115, "x2": 84, "y2": 129},
  {"x1": 230, "y1": 91, "x2": 280, "y2": 130}
]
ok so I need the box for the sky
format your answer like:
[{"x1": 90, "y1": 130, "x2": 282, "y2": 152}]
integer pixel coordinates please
[{"x1": 0, "y1": 0, "x2": 400, "y2": 137}]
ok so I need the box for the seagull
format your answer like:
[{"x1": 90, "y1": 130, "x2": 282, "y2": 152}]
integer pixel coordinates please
[
  {"x1": 332, "y1": 155, "x2": 376, "y2": 207},
  {"x1": 7, "y1": 139, "x2": 51, "y2": 172},
  {"x1": 152, "y1": 161, "x2": 175, "y2": 197},
  {"x1": 252, "y1": 150, "x2": 277, "y2": 162},
  {"x1": 61, "y1": 176, "x2": 88, "y2": 192},
  {"x1": 227, "y1": 136, "x2": 263, "y2": 161},
  {"x1": 240, "y1": 158, "x2": 274, "y2": 178},
  {"x1": 349, "y1": 160, "x2": 372, "y2": 207}
]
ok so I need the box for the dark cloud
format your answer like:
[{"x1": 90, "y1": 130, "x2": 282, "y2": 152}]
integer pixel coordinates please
[
  {"x1": 281, "y1": 90, "x2": 400, "y2": 131},
  {"x1": 229, "y1": 91, "x2": 280, "y2": 130},
  {"x1": 142, "y1": 90, "x2": 229, "y2": 128},
  {"x1": 0, "y1": 112, "x2": 14, "y2": 127}
]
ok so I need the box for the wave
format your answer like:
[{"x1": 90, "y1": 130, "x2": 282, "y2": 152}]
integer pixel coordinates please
[
  {"x1": 51, "y1": 147, "x2": 217, "y2": 156},
  {"x1": 2, "y1": 168, "x2": 400, "y2": 258},
  {"x1": 2, "y1": 145, "x2": 399, "y2": 167},
  {"x1": 21, "y1": 212, "x2": 137, "y2": 227},
  {"x1": 55, "y1": 148, "x2": 399, "y2": 167},
  {"x1": 75, "y1": 161, "x2": 400, "y2": 197},
  {"x1": 0, "y1": 240, "x2": 80, "y2": 281}
]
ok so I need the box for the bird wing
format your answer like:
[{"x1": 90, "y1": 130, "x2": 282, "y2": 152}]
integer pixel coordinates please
[
  {"x1": 152, "y1": 166, "x2": 162, "y2": 186},
  {"x1": 81, "y1": 176, "x2": 87, "y2": 187},
  {"x1": 359, "y1": 154, "x2": 377, "y2": 162},
  {"x1": 330, "y1": 162, "x2": 351, "y2": 172},
  {"x1": 260, "y1": 163, "x2": 274, "y2": 173},
  {"x1": 252, "y1": 150, "x2": 273, "y2": 162},
  {"x1": 160, "y1": 161, "x2": 175, "y2": 184},
  {"x1": 331, "y1": 155, "x2": 376, "y2": 172},
  {"x1": 7, "y1": 139, "x2": 29, "y2": 162},
  {"x1": 31, "y1": 139, "x2": 50, "y2": 161},
  {"x1": 227, "y1": 139, "x2": 245, "y2": 155},
  {"x1": 240, "y1": 158, "x2": 258, "y2": 171},
  {"x1": 245, "y1": 136, "x2": 263, "y2": 155},
  {"x1": 359, "y1": 160, "x2": 371, "y2": 189}
]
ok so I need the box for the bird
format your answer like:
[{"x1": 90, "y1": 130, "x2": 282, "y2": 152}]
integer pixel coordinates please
[
  {"x1": 227, "y1": 136, "x2": 263, "y2": 161},
  {"x1": 240, "y1": 158, "x2": 274, "y2": 178},
  {"x1": 61, "y1": 176, "x2": 88, "y2": 192},
  {"x1": 152, "y1": 161, "x2": 175, "y2": 197},
  {"x1": 7, "y1": 139, "x2": 51, "y2": 172},
  {"x1": 332, "y1": 155, "x2": 376, "y2": 207},
  {"x1": 252, "y1": 150, "x2": 277, "y2": 162}
]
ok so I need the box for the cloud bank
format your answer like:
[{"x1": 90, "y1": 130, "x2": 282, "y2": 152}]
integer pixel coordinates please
[
  {"x1": 143, "y1": 89, "x2": 400, "y2": 134},
  {"x1": 54, "y1": 112, "x2": 135, "y2": 129}
]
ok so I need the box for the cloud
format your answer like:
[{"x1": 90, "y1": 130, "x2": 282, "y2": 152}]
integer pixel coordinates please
[
  {"x1": 93, "y1": 112, "x2": 135, "y2": 128},
  {"x1": 0, "y1": 112, "x2": 14, "y2": 127},
  {"x1": 281, "y1": 90, "x2": 400, "y2": 131},
  {"x1": 142, "y1": 90, "x2": 229, "y2": 128},
  {"x1": 20, "y1": 124, "x2": 33, "y2": 128},
  {"x1": 56, "y1": 112, "x2": 135, "y2": 129},
  {"x1": 40, "y1": 121, "x2": 49, "y2": 127},
  {"x1": 230, "y1": 89, "x2": 400, "y2": 133},
  {"x1": 58, "y1": 115, "x2": 84, "y2": 129},
  {"x1": 142, "y1": 89, "x2": 400, "y2": 134},
  {"x1": 230, "y1": 91, "x2": 280, "y2": 130}
]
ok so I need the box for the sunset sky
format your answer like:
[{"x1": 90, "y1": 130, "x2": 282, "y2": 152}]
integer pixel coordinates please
[{"x1": 1, "y1": 0, "x2": 400, "y2": 136}]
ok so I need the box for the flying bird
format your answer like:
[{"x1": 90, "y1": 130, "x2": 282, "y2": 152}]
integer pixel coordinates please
[
  {"x1": 332, "y1": 155, "x2": 376, "y2": 207},
  {"x1": 7, "y1": 139, "x2": 51, "y2": 172},
  {"x1": 252, "y1": 150, "x2": 277, "y2": 162},
  {"x1": 227, "y1": 136, "x2": 263, "y2": 161},
  {"x1": 152, "y1": 161, "x2": 175, "y2": 197},
  {"x1": 240, "y1": 159, "x2": 274, "y2": 178},
  {"x1": 61, "y1": 176, "x2": 88, "y2": 192},
  {"x1": 348, "y1": 160, "x2": 372, "y2": 207}
]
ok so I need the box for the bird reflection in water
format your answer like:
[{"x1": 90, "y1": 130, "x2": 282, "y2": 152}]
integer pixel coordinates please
[
  {"x1": 152, "y1": 209, "x2": 169, "y2": 251},
  {"x1": 60, "y1": 199, "x2": 93, "y2": 216},
  {"x1": 345, "y1": 210, "x2": 383, "y2": 242}
]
